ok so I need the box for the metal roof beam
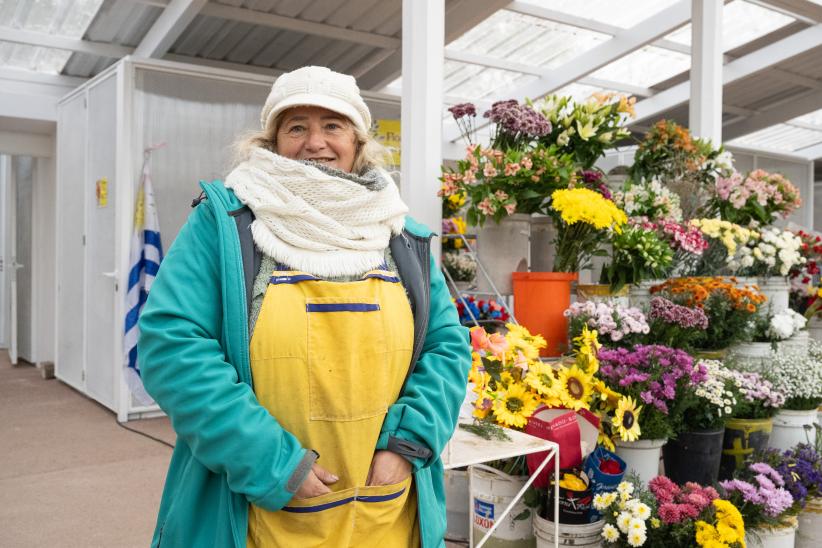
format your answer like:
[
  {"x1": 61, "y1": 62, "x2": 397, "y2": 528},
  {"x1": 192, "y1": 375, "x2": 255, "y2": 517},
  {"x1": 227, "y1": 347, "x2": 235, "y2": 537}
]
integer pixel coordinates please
[
  {"x1": 199, "y1": 2, "x2": 401, "y2": 49},
  {"x1": 444, "y1": 0, "x2": 692, "y2": 142},
  {"x1": 0, "y1": 27, "x2": 133, "y2": 58},
  {"x1": 723, "y1": 90, "x2": 822, "y2": 140},
  {"x1": 0, "y1": 68, "x2": 87, "y2": 88},
  {"x1": 753, "y1": 0, "x2": 822, "y2": 24},
  {"x1": 506, "y1": 1, "x2": 692, "y2": 55},
  {"x1": 633, "y1": 24, "x2": 822, "y2": 125},
  {"x1": 134, "y1": 0, "x2": 207, "y2": 58}
]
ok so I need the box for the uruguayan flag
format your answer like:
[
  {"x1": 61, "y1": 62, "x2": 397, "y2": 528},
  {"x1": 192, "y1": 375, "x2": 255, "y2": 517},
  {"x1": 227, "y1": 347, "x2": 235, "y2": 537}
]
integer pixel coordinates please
[{"x1": 124, "y1": 147, "x2": 164, "y2": 405}]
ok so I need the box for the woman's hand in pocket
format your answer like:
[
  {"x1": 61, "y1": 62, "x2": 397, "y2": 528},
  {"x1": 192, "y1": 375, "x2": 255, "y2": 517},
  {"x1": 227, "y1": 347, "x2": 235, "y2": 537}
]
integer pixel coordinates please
[
  {"x1": 366, "y1": 450, "x2": 411, "y2": 486},
  {"x1": 294, "y1": 463, "x2": 339, "y2": 499}
]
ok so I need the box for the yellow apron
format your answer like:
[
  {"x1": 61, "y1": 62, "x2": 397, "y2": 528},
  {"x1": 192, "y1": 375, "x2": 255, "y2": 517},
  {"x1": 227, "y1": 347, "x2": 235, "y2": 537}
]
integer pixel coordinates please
[{"x1": 247, "y1": 265, "x2": 419, "y2": 548}]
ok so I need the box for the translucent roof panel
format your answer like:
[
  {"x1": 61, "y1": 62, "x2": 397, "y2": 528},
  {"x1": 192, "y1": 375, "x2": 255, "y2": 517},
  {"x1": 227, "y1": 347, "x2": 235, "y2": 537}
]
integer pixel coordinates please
[
  {"x1": 664, "y1": 0, "x2": 795, "y2": 51},
  {"x1": 728, "y1": 124, "x2": 822, "y2": 153},
  {"x1": 589, "y1": 45, "x2": 691, "y2": 88},
  {"x1": 0, "y1": 0, "x2": 104, "y2": 74},
  {"x1": 442, "y1": 60, "x2": 538, "y2": 101},
  {"x1": 533, "y1": 0, "x2": 681, "y2": 29},
  {"x1": 794, "y1": 108, "x2": 822, "y2": 127},
  {"x1": 449, "y1": 10, "x2": 610, "y2": 70}
]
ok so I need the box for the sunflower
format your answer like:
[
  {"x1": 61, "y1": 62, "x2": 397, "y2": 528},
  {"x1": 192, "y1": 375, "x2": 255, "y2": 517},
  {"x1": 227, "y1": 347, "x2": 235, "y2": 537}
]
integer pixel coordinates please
[
  {"x1": 614, "y1": 396, "x2": 642, "y2": 442},
  {"x1": 492, "y1": 383, "x2": 538, "y2": 428},
  {"x1": 556, "y1": 365, "x2": 594, "y2": 410},
  {"x1": 593, "y1": 379, "x2": 622, "y2": 411},
  {"x1": 525, "y1": 362, "x2": 563, "y2": 407},
  {"x1": 597, "y1": 432, "x2": 616, "y2": 452}
]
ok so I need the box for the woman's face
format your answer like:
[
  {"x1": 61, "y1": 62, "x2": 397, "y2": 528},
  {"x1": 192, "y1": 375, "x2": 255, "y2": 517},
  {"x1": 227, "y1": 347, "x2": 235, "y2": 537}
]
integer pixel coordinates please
[{"x1": 275, "y1": 106, "x2": 358, "y2": 173}]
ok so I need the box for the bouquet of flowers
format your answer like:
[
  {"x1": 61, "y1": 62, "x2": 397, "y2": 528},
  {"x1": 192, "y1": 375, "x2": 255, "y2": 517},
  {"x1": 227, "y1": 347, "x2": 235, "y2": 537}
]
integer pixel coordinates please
[
  {"x1": 651, "y1": 277, "x2": 766, "y2": 349},
  {"x1": 535, "y1": 92, "x2": 635, "y2": 169},
  {"x1": 750, "y1": 308, "x2": 806, "y2": 346},
  {"x1": 765, "y1": 342, "x2": 822, "y2": 411},
  {"x1": 597, "y1": 345, "x2": 707, "y2": 440},
  {"x1": 565, "y1": 301, "x2": 649, "y2": 347},
  {"x1": 694, "y1": 499, "x2": 747, "y2": 548},
  {"x1": 720, "y1": 461, "x2": 795, "y2": 530},
  {"x1": 679, "y1": 359, "x2": 737, "y2": 432},
  {"x1": 710, "y1": 169, "x2": 801, "y2": 227},
  {"x1": 643, "y1": 296, "x2": 709, "y2": 351},
  {"x1": 723, "y1": 370, "x2": 785, "y2": 420},
  {"x1": 441, "y1": 216, "x2": 471, "y2": 251},
  {"x1": 440, "y1": 100, "x2": 577, "y2": 226},
  {"x1": 732, "y1": 227, "x2": 805, "y2": 277},
  {"x1": 689, "y1": 219, "x2": 758, "y2": 276},
  {"x1": 594, "y1": 480, "x2": 658, "y2": 546},
  {"x1": 758, "y1": 444, "x2": 822, "y2": 512},
  {"x1": 599, "y1": 224, "x2": 673, "y2": 292},
  {"x1": 613, "y1": 178, "x2": 683, "y2": 223},
  {"x1": 629, "y1": 120, "x2": 734, "y2": 219},
  {"x1": 550, "y1": 187, "x2": 628, "y2": 272},
  {"x1": 442, "y1": 191, "x2": 466, "y2": 218},
  {"x1": 789, "y1": 230, "x2": 822, "y2": 313},
  {"x1": 633, "y1": 218, "x2": 709, "y2": 276},
  {"x1": 442, "y1": 251, "x2": 476, "y2": 282},
  {"x1": 455, "y1": 295, "x2": 509, "y2": 326}
]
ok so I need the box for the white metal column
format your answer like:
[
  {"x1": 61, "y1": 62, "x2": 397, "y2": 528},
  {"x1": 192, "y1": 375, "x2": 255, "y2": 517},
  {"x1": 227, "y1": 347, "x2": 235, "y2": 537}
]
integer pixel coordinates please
[
  {"x1": 689, "y1": 0, "x2": 723, "y2": 143},
  {"x1": 401, "y1": 0, "x2": 444, "y2": 262}
]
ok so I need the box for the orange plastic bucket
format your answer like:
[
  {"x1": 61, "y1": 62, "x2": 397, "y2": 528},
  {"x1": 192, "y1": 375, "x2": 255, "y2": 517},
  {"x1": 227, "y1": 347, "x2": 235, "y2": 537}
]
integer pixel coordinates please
[{"x1": 512, "y1": 272, "x2": 578, "y2": 357}]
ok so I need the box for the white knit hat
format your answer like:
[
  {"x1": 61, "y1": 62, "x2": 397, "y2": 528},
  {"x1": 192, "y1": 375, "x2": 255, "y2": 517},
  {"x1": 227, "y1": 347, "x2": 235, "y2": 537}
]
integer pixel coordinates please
[{"x1": 260, "y1": 66, "x2": 372, "y2": 134}]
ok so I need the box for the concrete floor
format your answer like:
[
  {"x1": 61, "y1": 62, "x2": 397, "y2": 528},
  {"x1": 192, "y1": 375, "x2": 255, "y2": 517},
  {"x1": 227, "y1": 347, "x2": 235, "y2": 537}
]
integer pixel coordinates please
[
  {"x1": 0, "y1": 354, "x2": 467, "y2": 547},
  {"x1": 0, "y1": 354, "x2": 174, "y2": 547}
]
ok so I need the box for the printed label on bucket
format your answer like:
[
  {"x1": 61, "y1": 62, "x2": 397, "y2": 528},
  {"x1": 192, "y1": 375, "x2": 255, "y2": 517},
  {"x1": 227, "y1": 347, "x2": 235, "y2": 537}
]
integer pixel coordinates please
[{"x1": 474, "y1": 498, "x2": 495, "y2": 530}]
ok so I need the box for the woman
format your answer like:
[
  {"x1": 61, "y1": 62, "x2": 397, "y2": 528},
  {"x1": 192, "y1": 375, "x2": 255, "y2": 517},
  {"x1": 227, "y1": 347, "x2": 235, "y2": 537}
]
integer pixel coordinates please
[{"x1": 138, "y1": 65, "x2": 471, "y2": 548}]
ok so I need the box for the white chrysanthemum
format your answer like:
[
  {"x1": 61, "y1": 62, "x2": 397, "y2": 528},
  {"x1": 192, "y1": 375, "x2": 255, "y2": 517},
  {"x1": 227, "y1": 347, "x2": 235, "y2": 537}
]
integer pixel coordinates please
[
  {"x1": 627, "y1": 529, "x2": 647, "y2": 547},
  {"x1": 602, "y1": 523, "x2": 620, "y2": 543},
  {"x1": 617, "y1": 512, "x2": 633, "y2": 534},
  {"x1": 617, "y1": 481, "x2": 634, "y2": 496},
  {"x1": 593, "y1": 493, "x2": 609, "y2": 511},
  {"x1": 632, "y1": 502, "x2": 651, "y2": 520},
  {"x1": 628, "y1": 517, "x2": 647, "y2": 534}
]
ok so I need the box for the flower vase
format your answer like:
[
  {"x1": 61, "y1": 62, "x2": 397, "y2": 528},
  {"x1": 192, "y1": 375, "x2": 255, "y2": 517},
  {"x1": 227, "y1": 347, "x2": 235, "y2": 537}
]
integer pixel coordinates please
[
  {"x1": 512, "y1": 272, "x2": 578, "y2": 357},
  {"x1": 473, "y1": 213, "x2": 532, "y2": 296},
  {"x1": 575, "y1": 284, "x2": 630, "y2": 307},
  {"x1": 746, "y1": 524, "x2": 797, "y2": 548},
  {"x1": 719, "y1": 417, "x2": 773, "y2": 480},
  {"x1": 614, "y1": 439, "x2": 666, "y2": 487},
  {"x1": 727, "y1": 342, "x2": 772, "y2": 372},
  {"x1": 797, "y1": 496, "x2": 822, "y2": 548},
  {"x1": 757, "y1": 276, "x2": 791, "y2": 313},
  {"x1": 628, "y1": 279, "x2": 665, "y2": 311},
  {"x1": 770, "y1": 409, "x2": 818, "y2": 451},
  {"x1": 662, "y1": 428, "x2": 725, "y2": 485}
]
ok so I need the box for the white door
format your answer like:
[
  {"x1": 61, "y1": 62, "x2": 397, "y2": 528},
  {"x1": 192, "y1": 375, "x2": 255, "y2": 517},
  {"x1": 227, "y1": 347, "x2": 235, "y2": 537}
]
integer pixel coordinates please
[
  {"x1": 84, "y1": 77, "x2": 118, "y2": 409},
  {"x1": 55, "y1": 93, "x2": 87, "y2": 390},
  {"x1": 7, "y1": 156, "x2": 17, "y2": 365}
]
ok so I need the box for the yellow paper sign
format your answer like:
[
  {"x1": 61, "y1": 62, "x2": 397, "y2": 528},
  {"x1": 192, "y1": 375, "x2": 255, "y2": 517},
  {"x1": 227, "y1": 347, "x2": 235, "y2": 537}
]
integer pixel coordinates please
[
  {"x1": 96, "y1": 177, "x2": 108, "y2": 208},
  {"x1": 375, "y1": 119, "x2": 400, "y2": 167}
]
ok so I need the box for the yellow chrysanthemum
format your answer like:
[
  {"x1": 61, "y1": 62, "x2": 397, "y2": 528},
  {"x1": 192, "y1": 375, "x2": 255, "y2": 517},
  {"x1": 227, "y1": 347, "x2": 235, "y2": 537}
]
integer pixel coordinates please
[
  {"x1": 713, "y1": 499, "x2": 745, "y2": 545},
  {"x1": 556, "y1": 365, "x2": 594, "y2": 410},
  {"x1": 492, "y1": 383, "x2": 538, "y2": 428},
  {"x1": 614, "y1": 396, "x2": 642, "y2": 442},
  {"x1": 550, "y1": 188, "x2": 628, "y2": 232}
]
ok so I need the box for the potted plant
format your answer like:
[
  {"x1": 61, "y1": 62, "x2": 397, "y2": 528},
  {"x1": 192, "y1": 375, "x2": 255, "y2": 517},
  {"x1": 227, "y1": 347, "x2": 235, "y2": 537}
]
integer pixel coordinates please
[
  {"x1": 597, "y1": 345, "x2": 706, "y2": 485},
  {"x1": 720, "y1": 461, "x2": 797, "y2": 547},
  {"x1": 564, "y1": 301, "x2": 649, "y2": 349},
  {"x1": 730, "y1": 308, "x2": 808, "y2": 370},
  {"x1": 663, "y1": 359, "x2": 737, "y2": 485},
  {"x1": 765, "y1": 343, "x2": 822, "y2": 451},
  {"x1": 688, "y1": 218, "x2": 759, "y2": 277},
  {"x1": 708, "y1": 169, "x2": 801, "y2": 228}
]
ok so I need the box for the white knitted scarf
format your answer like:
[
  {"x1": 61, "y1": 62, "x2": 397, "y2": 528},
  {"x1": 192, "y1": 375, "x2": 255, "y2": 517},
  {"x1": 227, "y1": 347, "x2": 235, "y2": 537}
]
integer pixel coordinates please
[{"x1": 225, "y1": 147, "x2": 408, "y2": 277}]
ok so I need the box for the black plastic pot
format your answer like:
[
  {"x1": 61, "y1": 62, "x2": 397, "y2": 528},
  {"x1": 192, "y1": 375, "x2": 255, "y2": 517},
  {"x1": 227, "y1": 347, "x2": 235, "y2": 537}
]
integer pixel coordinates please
[
  {"x1": 662, "y1": 428, "x2": 725, "y2": 485},
  {"x1": 718, "y1": 418, "x2": 773, "y2": 481}
]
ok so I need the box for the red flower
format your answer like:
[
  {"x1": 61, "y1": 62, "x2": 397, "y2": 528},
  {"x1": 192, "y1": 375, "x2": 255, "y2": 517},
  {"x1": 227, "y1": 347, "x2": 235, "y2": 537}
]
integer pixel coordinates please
[{"x1": 599, "y1": 458, "x2": 622, "y2": 474}]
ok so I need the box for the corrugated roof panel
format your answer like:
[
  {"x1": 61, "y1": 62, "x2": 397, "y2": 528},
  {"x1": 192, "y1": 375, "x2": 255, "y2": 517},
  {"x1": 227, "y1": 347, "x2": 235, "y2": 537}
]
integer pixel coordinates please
[
  {"x1": 665, "y1": 0, "x2": 794, "y2": 51},
  {"x1": 590, "y1": 45, "x2": 691, "y2": 88},
  {"x1": 795, "y1": 108, "x2": 822, "y2": 127},
  {"x1": 729, "y1": 123, "x2": 822, "y2": 152},
  {"x1": 449, "y1": 10, "x2": 609, "y2": 69}
]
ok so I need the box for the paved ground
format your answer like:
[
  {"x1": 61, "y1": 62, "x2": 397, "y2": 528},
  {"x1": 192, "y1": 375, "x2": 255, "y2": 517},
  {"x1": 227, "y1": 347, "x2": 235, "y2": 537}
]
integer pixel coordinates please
[{"x1": 0, "y1": 355, "x2": 467, "y2": 547}]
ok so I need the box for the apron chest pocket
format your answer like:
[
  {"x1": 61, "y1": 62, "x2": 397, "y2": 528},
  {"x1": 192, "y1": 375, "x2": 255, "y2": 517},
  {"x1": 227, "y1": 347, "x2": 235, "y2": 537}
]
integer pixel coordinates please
[{"x1": 306, "y1": 296, "x2": 393, "y2": 421}]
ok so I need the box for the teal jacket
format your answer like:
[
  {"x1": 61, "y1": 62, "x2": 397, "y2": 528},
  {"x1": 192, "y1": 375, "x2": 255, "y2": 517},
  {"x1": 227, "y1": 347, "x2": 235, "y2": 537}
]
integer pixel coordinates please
[{"x1": 138, "y1": 181, "x2": 471, "y2": 547}]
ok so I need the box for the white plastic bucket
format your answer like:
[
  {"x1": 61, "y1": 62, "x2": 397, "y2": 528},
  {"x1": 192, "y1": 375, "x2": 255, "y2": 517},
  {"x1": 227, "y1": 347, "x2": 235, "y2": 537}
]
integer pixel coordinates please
[
  {"x1": 533, "y1": 514, "x2": 603, "y2": 547},
  {"x1": 614, "y1": 439, "x2": 665, "y2": 487},
  {"x1": 474, "y1": 214, "x2": 532, "y2": 296},
  {"x1": 797, "y1": 496, "x2": 822, "y2": 548},
  {"x1": 808, "y1": 317, "x2": 822, "y2": 343},
  {"x1": 728, "y1": 342, "x2": 772, "y2": 372},
  {"x1": 770, "y1": 409, "x2": 818, "y2": 451},
  {"x1": 445, "y1": 468, "x2": 470, "y2": 542},
  {"x1": 746, "y1": 525, "x2": 797, "y2": 548},
  {"x1": 470, "y1": 465, "x2": 536, "y2": 547},
  {"x1": 628, "y1": 279, "x2": 664, "y2": 311},
  {"x1": 758, "y1": 276, "x2": 790, "y2": 313},
  {"x1": 778, "y1": 330, "x2": 809, "y2": 356}
]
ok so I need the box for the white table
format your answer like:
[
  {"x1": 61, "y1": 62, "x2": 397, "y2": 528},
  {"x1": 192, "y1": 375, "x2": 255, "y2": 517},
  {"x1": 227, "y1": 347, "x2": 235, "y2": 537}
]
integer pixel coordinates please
[{"x1": 441, "y1": 425, "x2": 560, "y2": 547}]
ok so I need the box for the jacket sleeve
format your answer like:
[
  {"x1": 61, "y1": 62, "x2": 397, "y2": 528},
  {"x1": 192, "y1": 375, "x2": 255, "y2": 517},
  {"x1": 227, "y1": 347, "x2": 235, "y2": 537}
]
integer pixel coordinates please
[
  {"x1": 138, "y1": 203, "x2": 310, "y2": 511},
  {"x1": 376, "y1": 252, "x2": 471, "y2": 470}
]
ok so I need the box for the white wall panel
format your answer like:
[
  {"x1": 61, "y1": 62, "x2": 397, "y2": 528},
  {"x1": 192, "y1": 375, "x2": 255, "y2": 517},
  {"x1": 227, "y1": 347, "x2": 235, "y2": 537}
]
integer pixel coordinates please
[{"x1": 13, "y1": 155, "x2": 33, "y2": 362}]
